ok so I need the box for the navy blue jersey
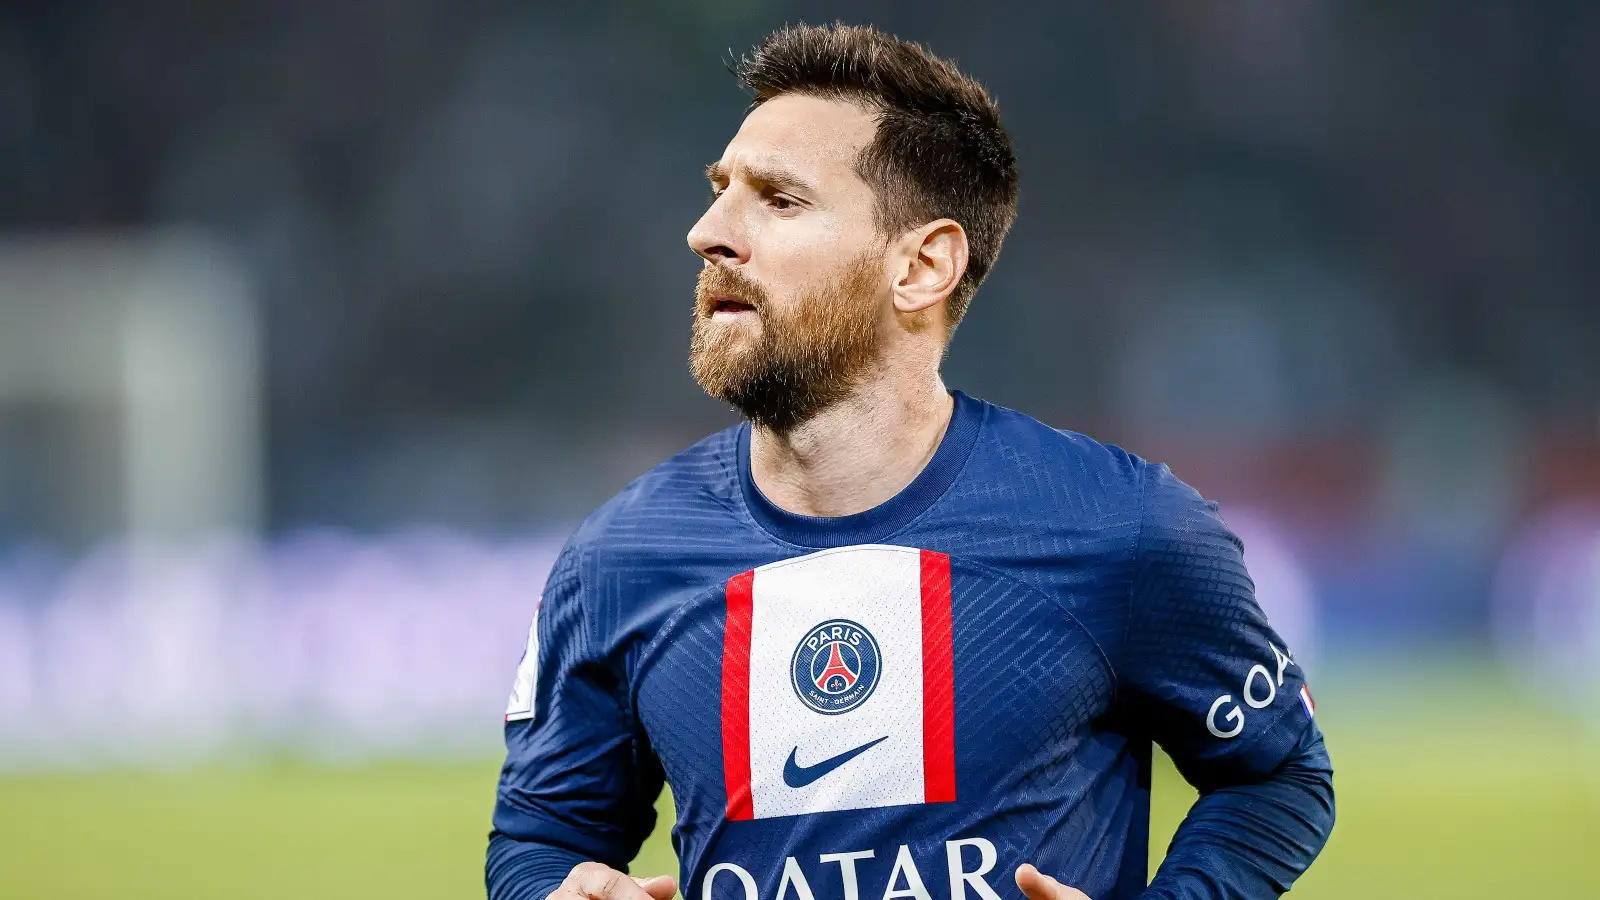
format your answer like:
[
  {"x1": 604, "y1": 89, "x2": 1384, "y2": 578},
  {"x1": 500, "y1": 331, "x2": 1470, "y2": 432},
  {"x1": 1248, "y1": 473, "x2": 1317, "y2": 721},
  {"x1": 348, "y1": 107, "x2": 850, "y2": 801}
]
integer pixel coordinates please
[{"x1": 493, "y1": 392, "x2": 1322, "y2": 900}]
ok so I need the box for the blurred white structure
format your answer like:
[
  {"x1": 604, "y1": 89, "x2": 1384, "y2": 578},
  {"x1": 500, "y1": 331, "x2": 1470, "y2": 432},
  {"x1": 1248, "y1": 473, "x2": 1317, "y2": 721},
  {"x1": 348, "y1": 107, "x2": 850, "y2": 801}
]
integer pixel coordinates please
[
  {"x1": 1492, "y1": 505, "x2": 1600, "y2": 721},
  {"x1": 0, "y1": 233, "x2": 261, "y2": 542}
]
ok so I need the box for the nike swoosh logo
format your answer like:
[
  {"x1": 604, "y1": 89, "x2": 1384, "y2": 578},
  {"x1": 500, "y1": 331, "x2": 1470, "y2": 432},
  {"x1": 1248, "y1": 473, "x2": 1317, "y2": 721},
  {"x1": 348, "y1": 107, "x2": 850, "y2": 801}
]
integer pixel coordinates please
[{"x1": 783, "y1": 736, "x2": 889, "y2": 788}]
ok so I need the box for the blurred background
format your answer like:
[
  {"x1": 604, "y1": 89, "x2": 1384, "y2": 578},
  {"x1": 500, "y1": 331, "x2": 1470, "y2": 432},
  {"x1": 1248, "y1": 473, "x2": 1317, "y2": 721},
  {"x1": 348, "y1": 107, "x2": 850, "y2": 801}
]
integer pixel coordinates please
[{"x1": 1, "y1": 1, "x2": 1597, "y2": 897}]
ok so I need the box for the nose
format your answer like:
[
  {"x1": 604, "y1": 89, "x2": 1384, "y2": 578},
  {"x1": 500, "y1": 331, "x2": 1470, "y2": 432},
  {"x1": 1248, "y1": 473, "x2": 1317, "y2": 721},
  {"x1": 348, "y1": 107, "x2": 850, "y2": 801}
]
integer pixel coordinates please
[{"x1": 687, "y1": 195, "x2": 748, "y2": 265}]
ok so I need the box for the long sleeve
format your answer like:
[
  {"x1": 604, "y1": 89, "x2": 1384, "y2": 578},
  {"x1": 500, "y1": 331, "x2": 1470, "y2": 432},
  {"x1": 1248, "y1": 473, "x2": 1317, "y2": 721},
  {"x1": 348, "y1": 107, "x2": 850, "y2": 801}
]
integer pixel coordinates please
[
  {"x1": 1143, "y1": 727, "x2": 1334, "y2": 899},
  {"x1": 487, "y1": 542, "x2": 664, "y2": 900},
  {"x1": 1116, "y1": 462, "x2": 1335, "y2": 897},
  {"x1": 486, "y1": 832, "x2": 588, "y2": 900}
]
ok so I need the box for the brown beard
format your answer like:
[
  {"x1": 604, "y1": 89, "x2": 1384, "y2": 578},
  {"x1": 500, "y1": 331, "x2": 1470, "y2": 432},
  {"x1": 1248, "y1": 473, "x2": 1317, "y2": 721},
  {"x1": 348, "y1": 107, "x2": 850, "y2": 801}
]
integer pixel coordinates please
[{"x1": 690, "y1": 252, "x2": 883, "y2": 433}]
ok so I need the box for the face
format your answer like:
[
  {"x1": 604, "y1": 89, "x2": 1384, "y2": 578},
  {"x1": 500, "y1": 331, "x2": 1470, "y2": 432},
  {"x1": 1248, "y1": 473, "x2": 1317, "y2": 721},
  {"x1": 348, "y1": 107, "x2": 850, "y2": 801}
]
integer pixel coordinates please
[{"x1": 687, "y1": 94, "x2": 891, "y2": 432}]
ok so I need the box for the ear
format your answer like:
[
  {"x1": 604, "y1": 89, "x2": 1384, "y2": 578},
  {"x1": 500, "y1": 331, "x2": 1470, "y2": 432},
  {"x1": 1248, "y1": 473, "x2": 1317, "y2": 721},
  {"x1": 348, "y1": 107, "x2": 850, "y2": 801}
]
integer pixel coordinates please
[{"x1": 891, "y1": 219, "x2": 969, "y2": 318}]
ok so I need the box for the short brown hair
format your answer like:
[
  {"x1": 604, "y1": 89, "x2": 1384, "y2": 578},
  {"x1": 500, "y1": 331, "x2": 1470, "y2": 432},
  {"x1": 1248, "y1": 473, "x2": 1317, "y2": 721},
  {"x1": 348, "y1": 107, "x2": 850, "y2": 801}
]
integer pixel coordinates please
[{"x1": 735, "y1": 23, "x2": 1020, "y2": 334}]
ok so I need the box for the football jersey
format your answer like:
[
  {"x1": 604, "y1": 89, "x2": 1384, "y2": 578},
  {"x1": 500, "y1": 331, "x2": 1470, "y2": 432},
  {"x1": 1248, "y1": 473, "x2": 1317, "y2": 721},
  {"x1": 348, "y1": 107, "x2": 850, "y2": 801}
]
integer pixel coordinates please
[{"x1": 494, "y1": 391, "x2": 1319, "y2": 900}]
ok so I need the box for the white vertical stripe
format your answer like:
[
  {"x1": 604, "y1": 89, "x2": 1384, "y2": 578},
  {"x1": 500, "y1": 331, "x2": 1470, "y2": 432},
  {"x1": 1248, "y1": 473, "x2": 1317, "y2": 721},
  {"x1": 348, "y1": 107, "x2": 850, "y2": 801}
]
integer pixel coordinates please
[{"x1": 747, "y1": 545, "x2": 927, "y2": 818}]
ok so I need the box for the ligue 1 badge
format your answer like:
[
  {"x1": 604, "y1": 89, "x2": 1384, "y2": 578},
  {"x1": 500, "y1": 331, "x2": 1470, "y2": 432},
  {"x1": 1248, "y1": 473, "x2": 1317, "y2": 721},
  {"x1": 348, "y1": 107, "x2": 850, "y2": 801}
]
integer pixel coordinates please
[{"x1": 791, "y1": 619, "x2": 882, "y2": 715}]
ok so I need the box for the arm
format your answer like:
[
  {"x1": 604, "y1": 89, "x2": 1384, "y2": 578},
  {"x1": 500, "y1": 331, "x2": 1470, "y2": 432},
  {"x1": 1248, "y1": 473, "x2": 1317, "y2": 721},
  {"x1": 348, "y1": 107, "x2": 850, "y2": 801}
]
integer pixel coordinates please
[
  {"x1": 1014, "y1": 731, "x2": 1330, "y2": 900},
  {"x1": 1143, "y1": 727, "x2": 1333, "y2": 899},
  {"x1": 486, "y1": 834, "x2": 588, "y2": 900},
  {"x1": 487, "y1": 543, "x2": 673, "y2": 900},
  {"x1": 1122, "y1": 463, "x2": 1335, "y2": 898}
]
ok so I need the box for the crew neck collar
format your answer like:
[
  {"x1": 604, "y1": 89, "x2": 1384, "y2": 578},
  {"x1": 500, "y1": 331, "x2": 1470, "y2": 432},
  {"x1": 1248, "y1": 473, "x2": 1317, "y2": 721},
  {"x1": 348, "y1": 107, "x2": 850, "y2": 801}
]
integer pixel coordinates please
[{"x1": 736, "y1": 390, "x2": 986, "y2": 549}]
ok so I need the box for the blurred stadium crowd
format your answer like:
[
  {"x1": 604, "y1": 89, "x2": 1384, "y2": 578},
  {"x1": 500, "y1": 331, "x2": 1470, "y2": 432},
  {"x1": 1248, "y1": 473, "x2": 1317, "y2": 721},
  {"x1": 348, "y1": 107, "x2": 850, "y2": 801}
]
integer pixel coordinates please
[{"x1": 0, "y1": 1, "x2": 1597, "y2": 767}]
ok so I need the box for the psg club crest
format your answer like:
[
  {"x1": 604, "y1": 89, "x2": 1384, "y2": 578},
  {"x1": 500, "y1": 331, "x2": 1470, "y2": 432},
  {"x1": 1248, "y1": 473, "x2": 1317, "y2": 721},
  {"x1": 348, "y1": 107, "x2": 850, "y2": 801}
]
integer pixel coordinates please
[{"x1": 790, "y1": 618, "x2": 881, "y2": 715}]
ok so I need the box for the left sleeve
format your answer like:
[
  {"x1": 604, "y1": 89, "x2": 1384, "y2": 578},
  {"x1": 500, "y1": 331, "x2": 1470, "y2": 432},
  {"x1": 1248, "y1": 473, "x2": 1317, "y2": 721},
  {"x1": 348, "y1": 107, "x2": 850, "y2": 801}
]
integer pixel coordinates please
[
  {"x1": 1118, "y1": 463, "x2": 1335, "y2": 897},
  {"x1": 1143, "y1": 728, "x2": 1333, "y2": 900}
]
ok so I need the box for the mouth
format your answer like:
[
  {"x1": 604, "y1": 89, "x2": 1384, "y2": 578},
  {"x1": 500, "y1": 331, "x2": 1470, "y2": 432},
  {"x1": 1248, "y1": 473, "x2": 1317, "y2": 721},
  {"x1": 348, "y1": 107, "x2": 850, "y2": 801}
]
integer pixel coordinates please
[{"x1": 709, "y1": 296, "x2": 758, "y2": 318}]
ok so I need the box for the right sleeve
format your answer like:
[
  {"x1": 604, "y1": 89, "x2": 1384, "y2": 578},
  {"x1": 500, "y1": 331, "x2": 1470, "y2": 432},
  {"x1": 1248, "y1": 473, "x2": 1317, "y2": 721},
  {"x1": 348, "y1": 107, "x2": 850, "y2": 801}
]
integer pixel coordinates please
[{"x1": 487, "y1": 542, "x2": 664, "y2": 900}]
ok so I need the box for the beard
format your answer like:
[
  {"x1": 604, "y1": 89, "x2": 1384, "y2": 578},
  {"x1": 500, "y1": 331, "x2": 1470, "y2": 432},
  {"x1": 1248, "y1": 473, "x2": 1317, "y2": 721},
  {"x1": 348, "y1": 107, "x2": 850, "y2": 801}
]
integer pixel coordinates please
[{"x1": 689, "y1": 252, "x2": 883, "y2": 433}]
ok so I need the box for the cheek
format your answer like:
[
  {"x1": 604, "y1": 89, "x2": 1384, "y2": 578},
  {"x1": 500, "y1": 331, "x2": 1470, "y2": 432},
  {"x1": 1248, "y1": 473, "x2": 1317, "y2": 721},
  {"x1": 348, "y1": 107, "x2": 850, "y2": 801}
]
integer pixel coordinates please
[{"x1": 751, "y1": 218, "x2": 859, "y2": 294}]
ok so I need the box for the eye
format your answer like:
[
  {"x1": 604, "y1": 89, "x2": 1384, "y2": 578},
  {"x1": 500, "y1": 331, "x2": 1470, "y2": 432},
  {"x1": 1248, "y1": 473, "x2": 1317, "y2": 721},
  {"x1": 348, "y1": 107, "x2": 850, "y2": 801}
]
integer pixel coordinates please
[{"x1": 768, "y1": 194, "x2": 797, "y2": 211}]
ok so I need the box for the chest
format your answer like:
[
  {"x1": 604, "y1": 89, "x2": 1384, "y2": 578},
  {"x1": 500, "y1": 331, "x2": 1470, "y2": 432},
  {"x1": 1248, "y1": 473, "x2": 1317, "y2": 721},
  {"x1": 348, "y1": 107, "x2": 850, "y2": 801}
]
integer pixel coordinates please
[{"x1": 634, "y1": 543, "x2": 1115, "y2": 825}]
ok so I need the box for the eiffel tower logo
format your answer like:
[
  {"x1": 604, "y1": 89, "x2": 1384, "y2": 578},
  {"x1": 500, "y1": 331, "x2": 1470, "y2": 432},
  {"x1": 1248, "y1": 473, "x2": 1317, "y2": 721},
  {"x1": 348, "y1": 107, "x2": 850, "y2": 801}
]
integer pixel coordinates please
[{"x1": 813, "y1": 641, "x2": 860, "y2": 693}]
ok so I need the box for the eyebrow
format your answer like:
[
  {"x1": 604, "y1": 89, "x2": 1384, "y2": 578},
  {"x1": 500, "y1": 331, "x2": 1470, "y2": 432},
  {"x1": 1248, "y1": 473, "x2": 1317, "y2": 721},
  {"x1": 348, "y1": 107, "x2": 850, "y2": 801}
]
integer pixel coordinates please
[{"x1": 705, "y1": 161, "x2": 817, "y2": 196}]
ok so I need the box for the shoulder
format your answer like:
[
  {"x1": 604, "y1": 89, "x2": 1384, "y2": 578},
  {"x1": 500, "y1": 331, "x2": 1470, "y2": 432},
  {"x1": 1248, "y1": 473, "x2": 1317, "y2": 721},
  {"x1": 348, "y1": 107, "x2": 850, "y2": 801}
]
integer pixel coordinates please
[
  {"x1": 563, "y1": 424, "x2": 744, "y2": 563},
  {"x1": 954, "y1": 396, "x2": 1240, "y2": 582},
  {"x1": 537, "y1": 425, "x2": 746, "y2": 645},
  {"x1": 973, "y1": 397, "x2": 1223, "y2": 524},
  {"x1": 968, "y1": 397, "x2": 1149, "y2": 515},
  {"x1": 547, "y1": 424, "x2": 744, "y2": 596}
]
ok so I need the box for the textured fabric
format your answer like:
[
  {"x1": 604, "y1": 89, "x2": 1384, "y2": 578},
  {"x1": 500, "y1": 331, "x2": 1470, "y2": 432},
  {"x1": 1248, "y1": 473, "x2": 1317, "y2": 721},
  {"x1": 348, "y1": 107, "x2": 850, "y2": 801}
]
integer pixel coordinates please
[
  {"x1": 485, "y1": 832, "x2": 586, "y2": 900},
  {"x1": 488, "y1": 391, "x2": 1333, "y2": 900},
  {"x1": 1143, "y1": 729, "x2": 1335, "y2": 900}
]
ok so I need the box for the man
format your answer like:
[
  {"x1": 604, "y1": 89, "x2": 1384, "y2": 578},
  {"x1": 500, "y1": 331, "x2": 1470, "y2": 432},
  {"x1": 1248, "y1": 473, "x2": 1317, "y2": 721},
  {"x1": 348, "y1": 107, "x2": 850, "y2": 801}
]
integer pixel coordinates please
[{"x1": 488, "y1": 23, "x2": 1334, "y2": 900}]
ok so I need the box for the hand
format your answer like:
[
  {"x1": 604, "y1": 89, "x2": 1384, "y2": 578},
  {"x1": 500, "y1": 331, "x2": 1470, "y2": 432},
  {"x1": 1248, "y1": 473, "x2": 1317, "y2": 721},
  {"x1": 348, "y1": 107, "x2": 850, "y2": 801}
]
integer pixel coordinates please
[
  {"x1": 1015, "y1": 863, "x2": 1091, "y2": 900},
  {"x1": 551, "y1": 861, "x2": 678, "y2": 900}
]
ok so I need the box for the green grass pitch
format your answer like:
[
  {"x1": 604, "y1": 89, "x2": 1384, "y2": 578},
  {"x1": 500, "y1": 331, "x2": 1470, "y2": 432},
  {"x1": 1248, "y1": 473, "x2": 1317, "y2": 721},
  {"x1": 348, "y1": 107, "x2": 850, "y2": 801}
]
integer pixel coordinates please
[{"x1": 1, "y1": 666, "x2": 1595, "y2": 898}]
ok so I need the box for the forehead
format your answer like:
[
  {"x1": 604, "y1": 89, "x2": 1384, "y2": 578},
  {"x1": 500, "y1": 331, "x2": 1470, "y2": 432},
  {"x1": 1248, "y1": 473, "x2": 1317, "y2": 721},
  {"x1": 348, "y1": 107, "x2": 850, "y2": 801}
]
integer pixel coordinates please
[{"x1": 718, "y1": 94, "x2": 879, "y2": 187}]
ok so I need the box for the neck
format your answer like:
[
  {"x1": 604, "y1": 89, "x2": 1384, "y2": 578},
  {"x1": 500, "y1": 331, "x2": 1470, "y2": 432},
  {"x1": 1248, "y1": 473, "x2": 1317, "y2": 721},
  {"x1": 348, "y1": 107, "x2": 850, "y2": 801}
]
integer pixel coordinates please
[{"x1": 748, "y1": 366, "x2": 954, "y2": 518}]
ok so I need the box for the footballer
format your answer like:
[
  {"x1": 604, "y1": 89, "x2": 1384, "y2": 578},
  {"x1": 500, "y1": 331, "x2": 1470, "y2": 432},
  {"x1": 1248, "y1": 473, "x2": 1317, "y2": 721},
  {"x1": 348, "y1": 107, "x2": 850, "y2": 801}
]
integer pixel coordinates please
[{"x1": 488, "y1": 23, "x2": 1334, "y2": 900}]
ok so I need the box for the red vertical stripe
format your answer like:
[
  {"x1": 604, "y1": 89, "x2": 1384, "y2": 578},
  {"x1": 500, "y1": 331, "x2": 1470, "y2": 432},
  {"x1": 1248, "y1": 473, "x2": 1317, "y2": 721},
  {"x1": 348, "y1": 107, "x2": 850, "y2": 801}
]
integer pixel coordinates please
[
  {"x1": 721, "y1": 570, "x2": 756, "y2": 821},
  {"x1": 919, "y1": 550, "x2": 957, "y2": 803}
]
